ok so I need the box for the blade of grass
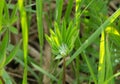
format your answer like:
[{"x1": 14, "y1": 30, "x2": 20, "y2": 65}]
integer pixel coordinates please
[
  {"x1": 83, "y1": 52, "x2": 97, "y2": 84},
  {"x1": 98, "y1": 32, "x2": 105, "y2": 84},
  {"x1": 0, "y1": 0, "x2": 4, "y2": 31},
  {"x1": 105, "y1": 35, "x2": 114, "y2": 84},
  {"x1": 76, "y1": 37, "x2": 97, "y2": 83},
  {"x1": 36, "y1": 0, "x2": 44, "y2": 65},
  {"x1": 74, "y1": 0, "x2": 97, "y2": 83},
  {"x1": 66, "y1": 8, "x2": 120, "y2": 66},
  {"x1": 104, "y1": 72, "x2": 120, "y2": 84},
  {"x1": 18, "y1": 0, "x2": 28, "y2": 84},
  {"x1": 75, "y1": 0, "x2": 82, "y2": 83}
]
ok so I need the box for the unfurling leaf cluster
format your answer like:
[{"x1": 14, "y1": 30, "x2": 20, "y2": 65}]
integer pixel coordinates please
[{"x1": 46, "y1": 21, "x2": 79, "y2": 59}]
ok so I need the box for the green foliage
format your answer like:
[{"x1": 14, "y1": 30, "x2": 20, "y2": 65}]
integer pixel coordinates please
[
  {"x1": 0, "y1": 0, "x2": 120, "y2": 84},
  {"x1": 55, "y1": 0, "x2": 63, "y2": 23},
  {"x1": 0, "y1": 1, "x2": 21, "y2": 83},
  {"x1": 1, "y1": 1, "x2": 18, "y2": 34},
  {"x1": 0, "y1": 30, "x2": 21, "y2": 83},
  {"x1": 64, "y1": 0, "x2": 74, "y2": 22},
  {"x1": 0, "y1": 31, "x2": 9, "y2": 71},
  {"x1": 5, "y1": 40, "x2": 22, "y2": 66},
  {"x1": 67, "y1": 8, "x2": 120, "y2": 66},
  {"x1": 0, "y1": 0, "x2": 4, "y2": 31},
  {"x1": 46, "y1": 21, "x2": 79, "y2": 58}
]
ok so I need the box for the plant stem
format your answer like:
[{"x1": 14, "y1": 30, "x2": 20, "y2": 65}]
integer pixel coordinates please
[{"x1": 63, "y1": 57, "x2": 66, "y2": 84}]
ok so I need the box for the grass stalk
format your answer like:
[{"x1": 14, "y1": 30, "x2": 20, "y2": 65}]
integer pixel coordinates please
[
  {"x1": 104, "y1": 72, "x2": 120, "y2": 84},
  {"x1": 105, "y1": 35, "x2": 114, "y2": 84},
  {"x1": 75, "y1": 0, "x2": 82, "y2": 83},
  {"x1": 83, "y1": 52, "x2": 97, "y2": 84},
  {"x1": 74, "y1": 39, "x2": 97, "y2": 83},
  {"x1": 36, "y1": 0, "x2": 44, "y2": 66},
  {"x1": 18, "y1": 0, "x2": 28, "y2": 84},
  {"x1": 77, "y1": 36, "x2": 97, "y2": 84},
  {"x1": 36, "y1": 0, "x2": 44, "y2": 82},
  {"x1": 62, "y1": 57, "x2": 66, "y2": 84},
  {"x1": 98, "y1": 31, "x2": 105, "y2": 84}
]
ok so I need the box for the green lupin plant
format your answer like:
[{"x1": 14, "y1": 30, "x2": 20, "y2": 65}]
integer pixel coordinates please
[
  {"x1": 45, "y1": 20, "x2": 79, "y2": 83},
  {"x1": 46, "y1": 21, "x2": 79, "y2": 59}
]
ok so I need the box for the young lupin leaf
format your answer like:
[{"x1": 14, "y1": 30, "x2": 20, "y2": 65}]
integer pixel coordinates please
[{"x1": 46, "y1": 20, "x2": 79, "y2": 58}]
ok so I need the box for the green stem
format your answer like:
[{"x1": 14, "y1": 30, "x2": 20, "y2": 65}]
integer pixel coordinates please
[{"x1": 63, "y1": 57, "x2": 66, "y2": 84}]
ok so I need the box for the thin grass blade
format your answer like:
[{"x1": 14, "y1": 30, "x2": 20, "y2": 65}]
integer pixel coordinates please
[
  {"x1": 18, "y1": 0, "x2": 28, "y2": 84},
  {"x1": 105, "y1": 36, "x2": 114, "y2": 84},
  {"x1": 36, "y1": 0, "x2": 44, "y2": 66},
  {"x1": 98, "y1": 32, "x2": 105, "y2": 84},
  {"x1": 104, "y1": 72, "x2": 120, "y2": 84}
]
